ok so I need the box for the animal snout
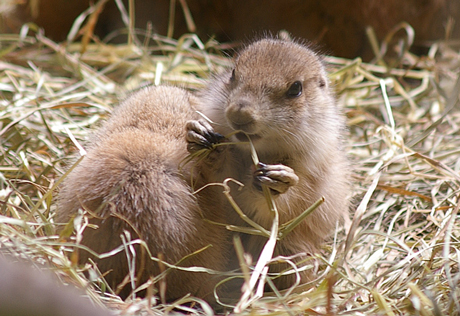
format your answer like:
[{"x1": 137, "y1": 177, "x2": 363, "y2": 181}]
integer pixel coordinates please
[{"x1": 226, "y1": 99, "x2": 257, "y2": 131}]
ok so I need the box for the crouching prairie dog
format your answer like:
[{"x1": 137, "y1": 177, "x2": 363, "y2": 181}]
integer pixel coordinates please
[
  {"x1": 186, "y1": 38, "x2": 350, "y2": 289},
  {"x1": 57, "y1": 86, "x2": 229, "y2": 303}
]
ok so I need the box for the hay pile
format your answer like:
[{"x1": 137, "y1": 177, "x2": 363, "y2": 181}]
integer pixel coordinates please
[{"x1": 0, "y1": 6, "x2": 459, "y2": 316}]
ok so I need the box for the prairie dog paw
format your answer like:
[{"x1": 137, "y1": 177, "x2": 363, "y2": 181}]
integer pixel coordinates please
[
  {"x1": 254, "y1": 162, "x2": 299, "y2": 194},
  {"x1": 186, "y1": 119, "x2": 224, "y2": 153}
]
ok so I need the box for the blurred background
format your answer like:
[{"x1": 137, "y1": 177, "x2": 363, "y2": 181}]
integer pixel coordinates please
[{"x1": 1, "y1": 0, "x2": 459, "y2": 60}]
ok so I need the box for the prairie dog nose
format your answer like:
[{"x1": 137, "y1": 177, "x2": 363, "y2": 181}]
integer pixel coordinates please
[{"x1": 226, "y1": 99, "x2": 256, "y2": 128}]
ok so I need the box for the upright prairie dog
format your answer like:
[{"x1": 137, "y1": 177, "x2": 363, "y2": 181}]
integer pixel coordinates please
[
  {"x1": 57, "y1": 86, "x2": 228, "y2": 302},
  {"x1": 57, "y1": 38, "x2": 349, "y2": 306},
  {"x1": 187, "y1": 38, "x2": 350, "y2": 288}
]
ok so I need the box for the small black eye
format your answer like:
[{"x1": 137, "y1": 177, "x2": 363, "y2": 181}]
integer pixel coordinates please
[
  {"x1": 287, "y1": 81, "x2": 302, "y2": 98},
  {"x1": 230, "y1": 69, "x2": 236, "y2": 82}
]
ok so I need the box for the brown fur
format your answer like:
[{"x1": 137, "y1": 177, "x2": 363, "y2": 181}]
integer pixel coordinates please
[
  {"x1": 57, "y1": 86, "x2": 229, "y2": 302},
  {"x1": 57, "y1": 39, "x2": 349, "y2": 305},
  {"x1": 187, "y1": 38, "x2": 350, "y2": 290}
]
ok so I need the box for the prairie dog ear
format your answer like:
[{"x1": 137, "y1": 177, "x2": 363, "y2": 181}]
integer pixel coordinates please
[
  {"x1": 319, "y1": 73, "x2": 328, "y2": 89},
  {"x1": 277, "y1": 30, "x2": 294, "y2": 42}
]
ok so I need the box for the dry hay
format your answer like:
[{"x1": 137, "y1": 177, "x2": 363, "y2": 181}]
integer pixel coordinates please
[{"x1": 1, "y1": 4, "x2": 460, "y2": 316}]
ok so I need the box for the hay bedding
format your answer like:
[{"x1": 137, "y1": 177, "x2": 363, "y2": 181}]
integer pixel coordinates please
[{"x1": 0, "y1": 7, "x2": 459, "y2": 316}]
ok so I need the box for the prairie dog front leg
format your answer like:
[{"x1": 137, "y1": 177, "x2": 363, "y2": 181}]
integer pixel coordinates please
[
  {"x1": 185, "y1": 119, "x2": 225, "y2": 153},
  {"x1": 253, "y1": 162, "x2": 299, "y2": 194}
]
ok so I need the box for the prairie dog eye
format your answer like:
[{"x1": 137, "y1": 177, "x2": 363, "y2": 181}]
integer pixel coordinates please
[{"x1": 287, "y1": 81, "x2": 302, "y2": 98}]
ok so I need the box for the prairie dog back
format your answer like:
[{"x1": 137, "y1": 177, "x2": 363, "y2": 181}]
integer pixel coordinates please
[
  {"x1": 57, "y1": 86, "x2": 228, "y2": 302},
  {"x1": 187, "y1": 38, "x2": 350, "y2": 288}
]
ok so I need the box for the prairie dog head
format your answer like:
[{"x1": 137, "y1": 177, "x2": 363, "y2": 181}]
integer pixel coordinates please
[{"x1": 202, "y1": 38, "x2": 342, "y2": 155}]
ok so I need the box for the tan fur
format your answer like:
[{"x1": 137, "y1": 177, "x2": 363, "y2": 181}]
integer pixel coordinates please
[
  {"x1": 57, "y1": 86, "x2": 229, "y2": 302},
  {"x1": 187, "y1": 38, "x2": 350, "y2": 289},
  {"x1": 57, "y1": 39, "x2": 349, "y2": 305}
]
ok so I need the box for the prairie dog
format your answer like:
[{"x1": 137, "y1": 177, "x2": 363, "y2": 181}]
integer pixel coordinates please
[
  {"x1": 57, "y1": 86, "x2": 228, "y2": 302},
  {"x1": 0, "y1": 256, "x2": 113, "y2": 316},
  {"x1": 187, "y1": 38, "x2": 350, "y2": 288}
]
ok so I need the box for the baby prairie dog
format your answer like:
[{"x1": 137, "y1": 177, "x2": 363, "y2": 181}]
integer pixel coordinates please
[
  {"x1": 57, "y1": 86, "x2": 228, "y2": 302},
  {"x1": 187, "y1": 38, "x2": 350, "y2": 288}
]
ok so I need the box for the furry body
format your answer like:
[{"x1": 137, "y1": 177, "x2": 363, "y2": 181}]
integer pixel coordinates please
[
  {"x1": 57, "y1": 86, "x2": 228, "y2": 302},
  {"x1": 187, "y1": 38, "x2": 350, "y2": 288}
]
